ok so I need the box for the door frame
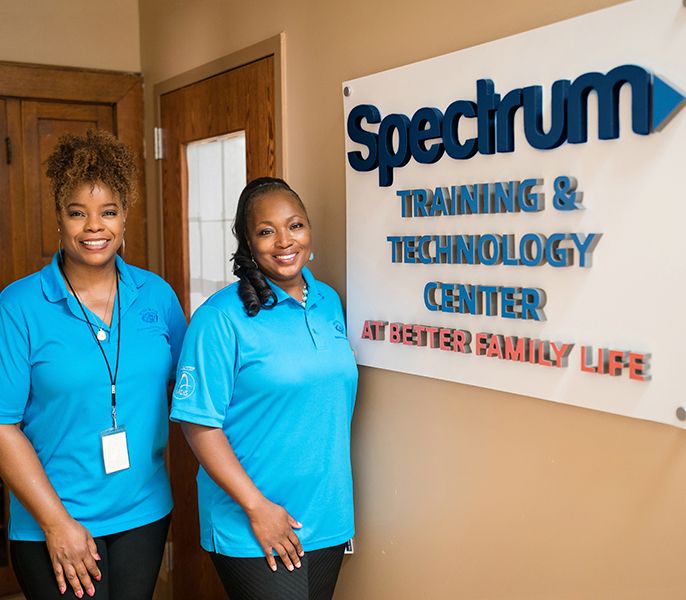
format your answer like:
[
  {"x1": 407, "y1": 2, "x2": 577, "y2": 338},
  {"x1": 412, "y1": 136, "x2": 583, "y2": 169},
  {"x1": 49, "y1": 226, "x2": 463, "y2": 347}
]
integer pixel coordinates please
[
  {"x1": 152, "y1": 33, "x2": 286, "y2": 280},
  {"x1": 0, "y1": 61, "x2": 147, "y2": 269}
]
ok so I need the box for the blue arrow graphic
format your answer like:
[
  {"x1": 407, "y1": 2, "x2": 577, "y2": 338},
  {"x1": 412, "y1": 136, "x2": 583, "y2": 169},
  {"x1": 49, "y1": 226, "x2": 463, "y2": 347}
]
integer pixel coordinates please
[{"x1": 652, "y1": 75, "x2": 685, "y2": 131}]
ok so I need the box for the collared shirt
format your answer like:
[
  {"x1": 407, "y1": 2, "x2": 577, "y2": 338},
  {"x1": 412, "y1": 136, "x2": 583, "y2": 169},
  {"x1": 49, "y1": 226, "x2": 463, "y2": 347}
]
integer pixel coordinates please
[
  {"x1": 170, "y1": 267, "x2": 357, "y2": 557},
  {"x1": 0, "y1": 253, "x2": 187, "y2": 540}
]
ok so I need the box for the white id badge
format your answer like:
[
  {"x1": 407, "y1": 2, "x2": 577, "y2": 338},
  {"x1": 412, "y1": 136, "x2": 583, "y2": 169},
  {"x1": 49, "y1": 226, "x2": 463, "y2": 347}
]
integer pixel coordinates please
[{"x1": 100, "y1": 426, "x2": 130, "y2": 474}]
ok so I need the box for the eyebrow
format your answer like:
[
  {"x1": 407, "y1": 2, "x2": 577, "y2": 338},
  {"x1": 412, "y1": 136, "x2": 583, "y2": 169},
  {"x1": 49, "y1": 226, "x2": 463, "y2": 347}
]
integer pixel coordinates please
[
  {"x1": 254, "y1": 214, "x2": 303, "y2": 226},
  {"x1": 65, "y1": 202, "x2": 120, "y2": 209}
]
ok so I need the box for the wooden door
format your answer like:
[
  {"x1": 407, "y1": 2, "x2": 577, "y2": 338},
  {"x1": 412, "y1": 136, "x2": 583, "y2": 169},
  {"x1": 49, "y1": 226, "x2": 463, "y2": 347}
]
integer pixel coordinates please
[
  {"x1": 0, "y1": 98, "x2": 10, "y2": 292},
  {"x1": 160, "y1": 55, "x2": 275, "y2": 599},
  {"x1": 0, "y1": 62, "x2": 146, "y2": 596}
]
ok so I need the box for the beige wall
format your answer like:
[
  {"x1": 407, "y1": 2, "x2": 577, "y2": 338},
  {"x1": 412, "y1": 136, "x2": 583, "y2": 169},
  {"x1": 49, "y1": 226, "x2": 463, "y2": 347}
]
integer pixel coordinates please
[
  {"x1": 0, "y1": 0, "x2": 140, "y2": 71},
  {"x1": 139, "y1": 1, "x2": 686, "y2": 598}
]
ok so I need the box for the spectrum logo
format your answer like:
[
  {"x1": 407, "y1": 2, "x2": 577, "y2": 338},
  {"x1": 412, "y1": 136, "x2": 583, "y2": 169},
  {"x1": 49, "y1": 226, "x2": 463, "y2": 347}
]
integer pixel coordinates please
[{"x1": 346, "y1": 64, "x2": 686, "y2": 187}]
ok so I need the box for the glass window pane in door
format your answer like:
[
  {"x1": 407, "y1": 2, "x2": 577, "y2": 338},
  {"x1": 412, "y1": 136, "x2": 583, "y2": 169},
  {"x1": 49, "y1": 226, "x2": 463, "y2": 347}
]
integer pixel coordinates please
[{"x1": 186, "y1": 131, "x2": 246, "y2": 314}]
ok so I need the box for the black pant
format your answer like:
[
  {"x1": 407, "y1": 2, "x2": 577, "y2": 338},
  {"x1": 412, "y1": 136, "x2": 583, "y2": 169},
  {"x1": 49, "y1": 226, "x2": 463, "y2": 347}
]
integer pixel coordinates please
[
  {"x1": 210, "y1": 543, "x2": 346, "y2": 600},
  {"x1": 10, "y1": 513, "x2": 171, "y2": 600}
]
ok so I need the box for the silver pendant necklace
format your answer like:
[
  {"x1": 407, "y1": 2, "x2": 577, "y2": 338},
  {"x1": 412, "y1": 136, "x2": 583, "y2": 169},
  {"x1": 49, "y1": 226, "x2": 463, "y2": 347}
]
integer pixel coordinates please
[
  {"x1": 300, "y1": 282, "x2": 308, "y2": 308},
  {"x1": 96, "y1": 275, "x2": 116, "y2": 341}
]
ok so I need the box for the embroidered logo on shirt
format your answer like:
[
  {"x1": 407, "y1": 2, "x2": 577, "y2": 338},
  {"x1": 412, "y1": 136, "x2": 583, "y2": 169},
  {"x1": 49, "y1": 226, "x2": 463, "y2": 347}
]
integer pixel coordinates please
[
  {"x1": 174, "y1": 366, "x2": 197, "y2": 400},
  {"x1": 333, "y1": 320, "x2": 347, "y2": 337},
  {"x1": 140, "y1": 308, "x2": 159, "y2": 323}
]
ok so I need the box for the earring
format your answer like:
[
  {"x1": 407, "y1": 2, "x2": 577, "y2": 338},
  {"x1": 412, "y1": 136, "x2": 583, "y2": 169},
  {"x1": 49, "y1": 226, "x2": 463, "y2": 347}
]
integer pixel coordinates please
[
  {"x1": 57, "y1": 229, "x2": 62, "y2": 255},
  {"x1": 309, "y1": 251, "x2": 315, "y2": 262},
  {"x1": 120, "y1": 238, "x2": 126, "y2": 257}
]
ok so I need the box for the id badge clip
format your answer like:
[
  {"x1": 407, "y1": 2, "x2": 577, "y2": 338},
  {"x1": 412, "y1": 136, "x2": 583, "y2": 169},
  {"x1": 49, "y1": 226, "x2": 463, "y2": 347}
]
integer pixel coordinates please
[{"x1": 101, "y1": 425, "x2": 130, "y2": 474}]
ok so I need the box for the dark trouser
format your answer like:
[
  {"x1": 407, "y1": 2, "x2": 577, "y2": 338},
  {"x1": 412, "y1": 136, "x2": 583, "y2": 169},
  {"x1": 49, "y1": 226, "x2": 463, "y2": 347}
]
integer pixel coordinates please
[
  {"x1": 10, "y1": 513, "x2": 171, "y2": 600},
  {"x1": 210, "y1": 543, "x2": 346, "y2": 600}
]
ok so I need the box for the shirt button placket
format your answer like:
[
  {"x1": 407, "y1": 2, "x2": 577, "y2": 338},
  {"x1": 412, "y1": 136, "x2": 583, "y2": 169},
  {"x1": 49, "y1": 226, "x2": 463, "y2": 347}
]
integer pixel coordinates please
[{"x1": 305, "y1": 312, "x2": 319, "y2": 348}]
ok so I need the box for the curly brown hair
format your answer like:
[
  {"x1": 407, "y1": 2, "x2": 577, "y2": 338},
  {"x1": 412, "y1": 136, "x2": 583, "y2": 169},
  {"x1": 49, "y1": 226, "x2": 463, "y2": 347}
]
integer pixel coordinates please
[{"x1": 46, "y1": 129, "x2": 137, "y2": 211}]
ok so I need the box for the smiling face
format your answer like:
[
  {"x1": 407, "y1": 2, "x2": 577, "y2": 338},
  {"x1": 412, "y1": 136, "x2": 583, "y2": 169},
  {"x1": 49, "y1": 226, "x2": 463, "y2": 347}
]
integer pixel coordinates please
[
  {"x1": 247, "y1": 190, "x2": 312, "y2": 294},
  {"x1": 57, "y1": 181, "x2": 127, "y2": 272}
]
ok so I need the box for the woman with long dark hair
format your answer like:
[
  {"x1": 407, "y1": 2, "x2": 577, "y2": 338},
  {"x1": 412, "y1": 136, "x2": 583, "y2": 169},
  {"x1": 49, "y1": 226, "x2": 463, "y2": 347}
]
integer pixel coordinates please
[{"x1": 171, "y1": 177, "x2": 357, "y2": 600}]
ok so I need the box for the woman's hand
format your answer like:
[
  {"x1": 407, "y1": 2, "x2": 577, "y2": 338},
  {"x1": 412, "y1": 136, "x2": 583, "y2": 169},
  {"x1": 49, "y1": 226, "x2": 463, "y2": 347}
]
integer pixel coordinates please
[
  {"x1": 0, "y1": 424, "x2": 101, "y2": 597},
  {"x1": 180, "y1": 424, "x2": 305, "y2": 572},
  {"x1": 247, "y1": 498, "x2": 304, "y2": 572},
  {"x1": 44, "y1": 517, "x2": 101, "y2": 597}
]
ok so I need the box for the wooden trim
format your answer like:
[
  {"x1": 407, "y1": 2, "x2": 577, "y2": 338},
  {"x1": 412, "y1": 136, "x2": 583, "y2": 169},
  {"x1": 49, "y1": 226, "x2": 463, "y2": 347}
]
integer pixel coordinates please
[
  {"x1": 0, "y1": 99, "x2": 10, "y2": 289},
  {"x1": 0, "y1": 61, "x2": 139, "y2": 103},
  {"x1": 6, "y1": 99, "x2": 25, "y2": 280},
  {"x1": 153, "y1": 34, "x2": 285, "y2": 278},
  {"x1": 115, "y1": 80, "x2": 148, "y2": 267}
]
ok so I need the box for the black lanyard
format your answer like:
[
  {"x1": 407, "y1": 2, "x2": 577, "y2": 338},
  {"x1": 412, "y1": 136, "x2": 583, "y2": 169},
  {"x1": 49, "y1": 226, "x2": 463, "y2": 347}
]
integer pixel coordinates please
[{"x1": 59, "y1": 257, "x2": 122, "y2": 429}]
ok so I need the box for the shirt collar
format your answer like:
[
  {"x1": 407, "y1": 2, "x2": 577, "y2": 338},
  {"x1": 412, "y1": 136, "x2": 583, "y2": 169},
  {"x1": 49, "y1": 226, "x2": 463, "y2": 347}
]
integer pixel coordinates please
[
  {"x1": 41, "y1": 252, "x2": 144, "y2": 304},
  {"x1": 265, "y1": 266, "x2": 321, "y2": 306}
]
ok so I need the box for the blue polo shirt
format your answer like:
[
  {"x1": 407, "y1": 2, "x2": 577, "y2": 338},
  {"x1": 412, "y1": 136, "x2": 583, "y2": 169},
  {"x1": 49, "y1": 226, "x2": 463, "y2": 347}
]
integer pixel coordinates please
[
  {"x1": 0, "y1": 253, "x2": 186, "y2": 540},
  {"x1": 170, "y1": 267, "x2": 357, "y2": 557}
]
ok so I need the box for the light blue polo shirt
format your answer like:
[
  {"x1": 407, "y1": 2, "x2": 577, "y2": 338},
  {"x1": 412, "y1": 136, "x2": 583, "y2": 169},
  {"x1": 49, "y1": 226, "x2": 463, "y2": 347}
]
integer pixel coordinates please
[
  {"x1": 170, "y1": 267, "x2": 357, "y2": 557},
  {"x1": 0, "y1": 253, "x2": 187, "y2": 540}
]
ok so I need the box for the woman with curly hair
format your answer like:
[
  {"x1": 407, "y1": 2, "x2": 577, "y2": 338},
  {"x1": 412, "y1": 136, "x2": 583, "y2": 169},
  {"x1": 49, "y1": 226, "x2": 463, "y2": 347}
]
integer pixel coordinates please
[
  {"x1": 170, "y1": 177, "x2": 357, "y2": 600},
  {"x1": 0, "y1": 129, "x2": 186, "y2": 599}
]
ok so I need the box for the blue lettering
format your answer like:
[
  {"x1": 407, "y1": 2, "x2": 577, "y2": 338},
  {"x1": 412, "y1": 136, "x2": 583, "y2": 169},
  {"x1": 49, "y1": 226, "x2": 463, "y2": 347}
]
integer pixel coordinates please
[
  {"x1": 570, "y1": 233, "x2": 601, "y2": 267},
  {"x1": 424, "y1": 282, "x2": 439, "y2": 311},
  {"x1": 568, "y1": 65, "x2": 650, "y2": 143},
  {"x1": 409, "y1": 107, "x2": 444, "y2": 164},
  {"x1": 412, "y1": 188, "x2": 430, "y2": 217},
  {"x1": 386, "y1": 236, "x2": 402, "y2": 263},
  {"x1": 523, "y1": 80, "x2": 569, "y2": 149},
  {"x1": 396, "y1": 189, "x2": 412, "y2": 217},
  {"x1": 347, "y1": 65, "x2": 660, "y2": 187},
  {"x1": 346, "y1": 104, "x2": 380, "y2": 172}
]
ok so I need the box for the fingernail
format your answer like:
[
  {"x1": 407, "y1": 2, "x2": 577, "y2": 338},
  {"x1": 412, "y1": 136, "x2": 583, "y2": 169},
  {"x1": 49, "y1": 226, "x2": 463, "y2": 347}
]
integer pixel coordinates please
[
  {"x1": 270, "y1": 564, "x2": 277, "y2": 572},
  {"x1": 88, "y1": 588, "x2": 95, "y2": 597},
  {"x1": 76, "y1": 592, "x2": 83, "y2": 599},
  {"x1": 299, "y1": 550, "x2": 305, "y2": 557},
  {"x1": 95, "y1": 574, "x2": 102, "y2": 581},
  {"x1": 95, "y1": 553, "x2": 101, "y2": 560},
  {"x1": 287, "y1": 564, "x2": 294, "y2": 571},
  {"x1": 59, "y1": 587, "x2": 66, "y2": 595},
  {"x1": 295, "y1": 561, "x2": 301, "y2": 568}
]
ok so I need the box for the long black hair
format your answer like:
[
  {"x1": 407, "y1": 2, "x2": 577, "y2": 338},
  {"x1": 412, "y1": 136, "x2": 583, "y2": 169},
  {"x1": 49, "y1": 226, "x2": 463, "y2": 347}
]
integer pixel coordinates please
[{"x1": 231, "y1": 177, "x2": 306, "y2": 316}]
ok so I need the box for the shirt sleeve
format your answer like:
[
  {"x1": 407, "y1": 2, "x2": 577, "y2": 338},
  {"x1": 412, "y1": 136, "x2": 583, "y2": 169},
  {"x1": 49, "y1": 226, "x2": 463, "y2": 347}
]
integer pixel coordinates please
[
  {"x1": 165, "y1": 287, "x2": 188, "y2": 380},
  {"x1": 0, "y1": 303, "x2": 31, "y2": 424},
  {"x1": 169, "y1": 304, "x2": 236, "y2": 428}
]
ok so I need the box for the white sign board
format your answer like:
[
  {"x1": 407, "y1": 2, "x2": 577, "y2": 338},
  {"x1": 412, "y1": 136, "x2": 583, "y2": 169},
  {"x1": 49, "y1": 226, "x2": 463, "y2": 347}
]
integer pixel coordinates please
[{"x1": 343, "y1": 0, "x2": 686, "y2": 428}]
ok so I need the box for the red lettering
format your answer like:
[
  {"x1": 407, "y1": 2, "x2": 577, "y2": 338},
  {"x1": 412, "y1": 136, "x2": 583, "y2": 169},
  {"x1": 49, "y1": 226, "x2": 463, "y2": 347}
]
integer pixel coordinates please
[
  {"x1": 486, "y1": 335, "x2": 503, "y2": 359},
  {"x1": 629, "y1": 352, "x2": 651, "y2": 381},
  {"x1": 453, "y1": 330, "x2": 470, "y2": 353},
  {"x1": 439, "y1": 329, "x2": 451, "y2": 351},
  {"x1": 389, "y1": 322, "x2": 401, "y2": 344},
  {"x1": 504, "y1": 336, "x2": 526, "y2": 362},
  {"x1": 360, "y1": 320, "x2": 373, "y2": 340},
  {"x1": 401, "y1": 324, "x2": 414, "y2": 345},
  {"x1": 537, "y1": 341, "x2": 553, "y2": 367},
  {"x1": 607, "y1": 350, "x2": 627, "y2": 376},
  {"x1": 425, "y1": 326, "x2": 440, "y2": 348},
  {"x1": 475, "y1": 332, "x2": 490, "y2": 355},
  {"x1": 580, "y1": 345, "x2": 597, "y2": 373}
]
